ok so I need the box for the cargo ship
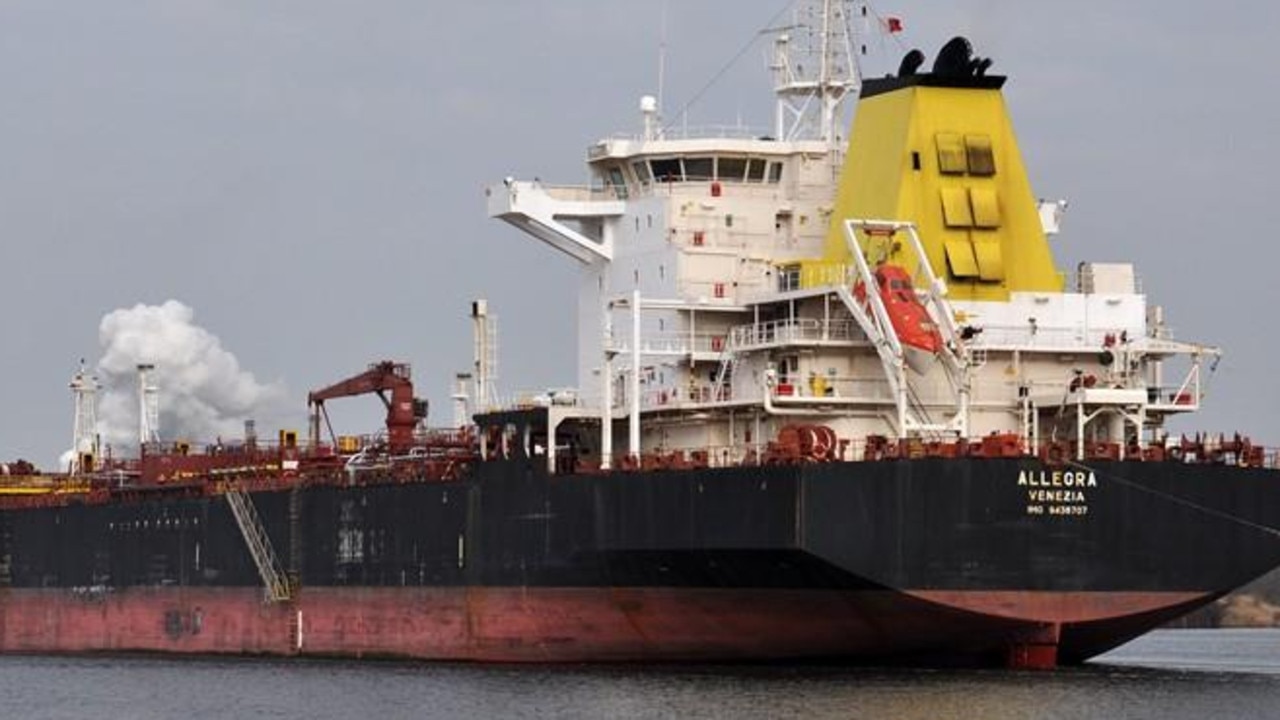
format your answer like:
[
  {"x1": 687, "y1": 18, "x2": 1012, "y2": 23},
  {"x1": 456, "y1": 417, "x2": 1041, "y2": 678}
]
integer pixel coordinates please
[{"x1": 3, "y1": 2, "x2": 1280, "y2": 669}]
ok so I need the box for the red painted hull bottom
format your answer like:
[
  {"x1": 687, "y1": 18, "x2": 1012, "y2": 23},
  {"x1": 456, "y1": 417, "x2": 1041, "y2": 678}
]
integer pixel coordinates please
[{"x1": 0, "y1": 587, "x2": 1212, "y2": 667}]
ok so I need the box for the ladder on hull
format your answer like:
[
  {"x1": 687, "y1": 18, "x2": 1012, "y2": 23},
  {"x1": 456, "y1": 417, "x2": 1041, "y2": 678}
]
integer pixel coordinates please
[{"x1": 225, "y1": 488, "x2": 292, "y2": 603}]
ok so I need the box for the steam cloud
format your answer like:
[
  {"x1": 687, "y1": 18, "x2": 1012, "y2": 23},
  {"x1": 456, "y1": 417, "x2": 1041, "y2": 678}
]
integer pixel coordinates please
[{"x1": 94, "y1": 300, "x2": 286, "y2": 450}]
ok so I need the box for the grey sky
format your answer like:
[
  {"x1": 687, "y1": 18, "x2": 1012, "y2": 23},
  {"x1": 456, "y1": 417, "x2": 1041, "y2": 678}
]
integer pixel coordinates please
[{"x1": 1, "y1": 1, "x2": 1277, "y2": 466}]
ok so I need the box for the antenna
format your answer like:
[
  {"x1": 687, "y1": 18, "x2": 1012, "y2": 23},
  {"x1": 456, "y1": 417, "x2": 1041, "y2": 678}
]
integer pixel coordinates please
[
  {"x1": 657, "y1": 0, "x2": 669, "y2": 121},
  {"x1": 769, "y1": 0, "x2": 860, "y2": 145}
]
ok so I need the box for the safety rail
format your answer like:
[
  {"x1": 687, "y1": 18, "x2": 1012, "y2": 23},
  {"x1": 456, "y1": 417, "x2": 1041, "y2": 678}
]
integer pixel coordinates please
[
  {"x1": 729, "y1": 318, "x2": 860, "y2": 349},
  {"x1": 517, "y1": 183, "x2": 624, "y2": 203},
  {"x1": 629, "y1": 375, "x2": 896, "y2": 411},
  {"x1": 0, "y1": 476, "x2": 94, "y2": 495},
  {"x1": 972, "y1": 325, "x2": 1149, "y2": 350},
  {"x1": 790, "y1": 262, "x2": 855, "y2": 290},
  {"x1": 5, "y1": 432, "x2": 1280, "y2": 512},
  {"x1": 1065, "y1": 270, "x2": 1145, "y2": 295},
  {"x1": 599, "y1": 320, "x2": 866, "y2": 375},
  {"x1": 603, "y1": 124, "x2": 771, "y2": 142},
  {"x1": 556, "y1": 434, "x2": 1280, "y2": 474},
  {"x1": 767, "y1": 376, "x2": 894, "y2": 402},
  {"x1": 497, "y1": 389, "x2": 587, "y2": 411},
  {"x1": 605, "y1": 328, "x2": 840, "y2": 360}
]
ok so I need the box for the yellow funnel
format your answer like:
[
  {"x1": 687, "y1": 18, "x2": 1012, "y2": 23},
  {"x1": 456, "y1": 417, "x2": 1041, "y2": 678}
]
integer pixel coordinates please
[{"x1": 822, "y1": 58, "x2": 1064, "y2": 301}]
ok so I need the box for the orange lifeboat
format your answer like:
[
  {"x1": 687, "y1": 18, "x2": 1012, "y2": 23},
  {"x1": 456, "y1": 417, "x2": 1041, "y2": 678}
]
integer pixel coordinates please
[{"x1": 855, "y1": 264, "x2": 943, "y2": 373}]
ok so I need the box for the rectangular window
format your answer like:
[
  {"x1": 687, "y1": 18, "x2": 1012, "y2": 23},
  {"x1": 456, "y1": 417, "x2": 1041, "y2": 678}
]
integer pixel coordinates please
[
  {"x1": 936, "y1": 133, "x2": 967, "y2": 174},
  {"x1": 650, "y1": 158, "x2": 682, "y2": 182},
  {"x1": 778, "y1": 264, "x2": 801, "y2": 292},
  {"x1": 607, "y1": 167, "x2": 628, "y2": 200},
  {"x1": 717, "y1": 157, "x2": 747, "y2": 182},
  {"x1": 683, "y1": 157, "x2": 714, "y2": 181},
  {"x1": 632, "y1": 161, "x2": 653, "y2": 185},
  {"x1": 965, "y1": 134, "x2": 996, "y2": 176},
  {"x1": 746, "y1": 159, "x2": 766, "y2": 182},
  {"x1": 768, "y1": 162, "x2": 783, "y2": 183}
]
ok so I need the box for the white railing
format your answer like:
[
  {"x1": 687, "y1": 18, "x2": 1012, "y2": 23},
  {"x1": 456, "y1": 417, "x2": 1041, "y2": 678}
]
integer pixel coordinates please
[
  {"x1": 729, "y1": 318, "x2": 860, "y2": 349},
  {"x1": 628, "y1": 375, "x2": 895, "y2": 411},
  {"x1": 972, "y1": 325, "x2": 1143, "y2": 350},
  {"x1": 495, "y1": 389, "x2": 584, "y2": 411},
  {"x1": 531, "y1": 184, "x2": 625, "y2": 203},
  {"x1": 609, "y1": 332, "x2": 737, "y2": 358},
  {"x1": 768, "y1": 376, "x2": 894, "y2": 402},
  {"x1": 608, "y1": 320, "x2": 864, "y2": 360},
  {"x1": 605, "y1": 124, "x2": 771, "y2": 142},
  {"x1": 1066, "y1": 270, "x2": 1145, "y2": 295}
]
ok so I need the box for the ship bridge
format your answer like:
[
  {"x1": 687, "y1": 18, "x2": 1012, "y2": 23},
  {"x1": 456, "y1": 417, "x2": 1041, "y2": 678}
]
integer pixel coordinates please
[
  {"x1": 486, "y1": 181, "x2": 624, "y2": 264},
  {"x1": 486, "y1": 130, "x2": 834, "y2": 265},
  {"x1": 586, "y1": 133, "x2": 826, "y2": 200}
]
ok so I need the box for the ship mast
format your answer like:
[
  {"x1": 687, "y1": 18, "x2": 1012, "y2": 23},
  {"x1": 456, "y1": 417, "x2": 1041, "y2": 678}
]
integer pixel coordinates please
[
  {"x1": 770, "y1": 0, "x2": 860, "y2": 147},
  {"x1": 471, "y1": 300, "x2": 499, "y2": 412},
  {"x1": 69, "y1": 360, "x2": 99, "y2": 474},
  {"x1": 137, "y1": 363, "x2": 160, "y2": 446}
]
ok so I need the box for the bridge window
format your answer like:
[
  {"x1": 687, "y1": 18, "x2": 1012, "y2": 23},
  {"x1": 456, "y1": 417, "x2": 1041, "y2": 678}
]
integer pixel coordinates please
[
  {"x1": 633, "y1": 161, "x2": 652, "y2": 185},
  {"x1": 684, "y1": 157, "x2": 714, "y2": 181},
  {"x1": 718, "y1": 157, "x2": 747, "y2": 182},
  {"x1": 651, "y1": 158, "x2": 682, "y2": 182},
  {"x1": 746, "y1": 159, "x2": 767, "y2": 182},
  {"x1": 607, "y1": 166, "x2": 628, "y2": 199}
]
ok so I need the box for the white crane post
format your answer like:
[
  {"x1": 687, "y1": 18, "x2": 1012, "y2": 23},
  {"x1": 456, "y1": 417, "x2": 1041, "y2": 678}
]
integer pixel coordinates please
[
  {"x1": 137, "y1": 363, "x2": 159, "y2": 446},
  {"x1": 69, "y1": 360, "x2": 100, "y2": 474},
  {"x1": 630, "y1": 290, "x2": 642, "y2": 459},
  {"x1": 601, "y1": 301, "x2": 614, "y2": 470}
]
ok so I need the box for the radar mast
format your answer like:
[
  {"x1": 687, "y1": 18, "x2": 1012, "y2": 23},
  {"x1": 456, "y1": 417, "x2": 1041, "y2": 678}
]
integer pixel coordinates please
[{"x1": 769, "y1": 0, "x2": 861, "y2": 146}]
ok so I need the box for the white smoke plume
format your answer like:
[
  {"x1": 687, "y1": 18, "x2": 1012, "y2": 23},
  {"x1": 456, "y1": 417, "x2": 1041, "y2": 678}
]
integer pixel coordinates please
[{"x1": 94, "y1": 300, "x2": 286, "y2": 450}]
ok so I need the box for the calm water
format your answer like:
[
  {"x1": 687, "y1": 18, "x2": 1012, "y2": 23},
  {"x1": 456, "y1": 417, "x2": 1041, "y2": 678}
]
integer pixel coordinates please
[{"x1": 2, "y1": 630, "x2": 1279, "y2": 719}]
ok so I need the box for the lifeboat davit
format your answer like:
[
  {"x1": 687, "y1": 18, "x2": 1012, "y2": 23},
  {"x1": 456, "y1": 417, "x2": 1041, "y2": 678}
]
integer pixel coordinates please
[{"x1": 855, "y1": 264, "x2": 943, "y2": 374}]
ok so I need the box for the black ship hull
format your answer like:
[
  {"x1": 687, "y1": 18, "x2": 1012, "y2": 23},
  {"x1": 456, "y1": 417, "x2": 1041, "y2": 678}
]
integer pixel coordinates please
[{"x1": 2, "y1": 457, "x2": 1278, "y2": 666}]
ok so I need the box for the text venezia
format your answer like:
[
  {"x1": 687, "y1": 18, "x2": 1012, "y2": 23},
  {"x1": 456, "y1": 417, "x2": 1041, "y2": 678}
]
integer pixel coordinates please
[{"x1": 1019, "y1": 470, "x2": 1096, "y2": 517}]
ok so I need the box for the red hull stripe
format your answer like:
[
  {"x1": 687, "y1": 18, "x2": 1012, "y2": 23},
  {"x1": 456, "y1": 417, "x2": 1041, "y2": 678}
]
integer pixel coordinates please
[
  {"x1": 0, "y1": 586, "x2": 1210, "y2": 663},
  {"x1": 903, "y1": 589, "x2": 1210, "y2": 623}
]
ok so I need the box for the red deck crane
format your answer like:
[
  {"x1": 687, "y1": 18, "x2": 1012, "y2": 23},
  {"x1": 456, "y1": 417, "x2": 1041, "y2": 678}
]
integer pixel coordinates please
[{"x1": 307, "y1": 361, "x2": 428, "y2": 455}]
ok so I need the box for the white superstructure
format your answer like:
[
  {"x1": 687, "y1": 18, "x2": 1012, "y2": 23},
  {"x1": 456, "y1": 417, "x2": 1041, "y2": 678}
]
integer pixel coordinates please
[{"x1": 486, "y1": 1, "x2": 1217, "y2": 472}]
